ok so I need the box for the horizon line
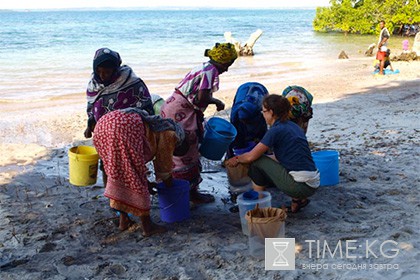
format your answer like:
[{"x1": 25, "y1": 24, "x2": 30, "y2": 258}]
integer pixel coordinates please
[{"x1": 0, "y1": 6, "x2": 324, "y2": 12}]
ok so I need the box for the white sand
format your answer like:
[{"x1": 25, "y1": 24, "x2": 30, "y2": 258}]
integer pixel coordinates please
[{"x1": 0, "y1": 57, "x2": 419, "y2": 279}]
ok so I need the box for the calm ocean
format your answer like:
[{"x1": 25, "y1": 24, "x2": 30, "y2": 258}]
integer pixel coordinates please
[{"x1": 0, "y1": 9, "x2": 378, "y2": 101}]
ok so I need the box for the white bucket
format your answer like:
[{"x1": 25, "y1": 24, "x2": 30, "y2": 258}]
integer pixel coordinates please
[{"x1": 237, "y1": 191, "x2": 271, "y2": 235}]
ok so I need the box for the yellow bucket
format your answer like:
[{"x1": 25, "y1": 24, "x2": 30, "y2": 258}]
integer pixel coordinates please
[{"x1": 68, "y1": 146, "x2": 99, "y2": 186}]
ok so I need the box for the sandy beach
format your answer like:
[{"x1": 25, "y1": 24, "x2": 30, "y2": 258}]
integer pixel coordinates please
[{"x1": 0, "y1": 56, "x2": 419, "y2": 279}]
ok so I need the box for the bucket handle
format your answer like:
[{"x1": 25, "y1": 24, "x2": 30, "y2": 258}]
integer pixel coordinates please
[
  {"x1": 75, "y1": 146, "x2": 80, "y2": 161},
  {"x1": 205, "y1": 112, "x2": 235, "y2": 139},
  {"x1": 72, "y1": 146, "x2": 98, "y2": 162},
  {"x1": 203, "y1": 111, "x2": 230, "y2": 128},
  {"x1": 159, "y1": 190, "x2": 189, "y2": 211},
  {"x1": 316, "y1": 156, "x2": 340, "y2": 172},
  {"x1": 211, "y1": 110, "x2": 230, "y2": 119}
]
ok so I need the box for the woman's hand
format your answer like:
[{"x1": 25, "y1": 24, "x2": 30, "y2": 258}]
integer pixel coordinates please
[
  {"x1": 196, "y1": 90, "x2": 224, "y2": 111},
  {"x1": 84, "y1": 127, "x2": 93, "y2": 138},
  {"x1": 147, "y1": 177, "x2": 173, "y2": 195},
  {"x1": 162, "y1": 176, "x2": 173, "y2": 188},
  {"x1": 225, "y1": 156, "x2": 239, "y2": 167},
  {"x1": 214, "y1": 99, "x2": 225, "y2": 111}
]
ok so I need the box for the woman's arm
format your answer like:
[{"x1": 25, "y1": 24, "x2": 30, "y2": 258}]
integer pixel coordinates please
[
  {"x1": 84, "y1": 103, "x2": 96, "y2": 138},
  {"x1": 226, "y1": 142, "x2": 269, "y2": 167},
  {"x1": 152, "y1": 130, "x2": 177, "y2": 187},
  {"x1": 196, "y1": 89, "x2": 225, "y2": 111}
]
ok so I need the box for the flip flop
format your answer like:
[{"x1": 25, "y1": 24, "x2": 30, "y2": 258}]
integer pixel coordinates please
[{"x1": 285, "y1": 199, "x2": 310, "y2": 213}]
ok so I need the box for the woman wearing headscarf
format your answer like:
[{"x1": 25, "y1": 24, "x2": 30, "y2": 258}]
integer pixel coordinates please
[
  {"x1": 84, "y1": 47, "x2": 154, "y2": 138},
  {"x1": 93, "y1": 108, "x2": 188, "y2": 237},
  {"x1": 282, "y1": 85, "x2": 313, "y2": 134},
  {"x1": 160, "y1": 43, "x2": 238, "y2": 204}
]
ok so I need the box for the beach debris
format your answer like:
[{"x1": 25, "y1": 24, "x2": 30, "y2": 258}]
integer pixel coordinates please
[
  {"x1": 201, "y1": 157, "x2": 224, "y2": 173},
  {"x1": 61, "y1": 255, "x2": 77, "y2": 266},
  {"x1": 365, "y1": 43, "x2": 376, "y2": 56},
  {"x1": 390, "y1": 51, "x2": 419, "y2": 61},
  {"x1": 224, "y1": 29, "x2": 263, "y2": 56},
  {"x1": 399, "y1": 242, "x2": 414, "y2": 251},
  {"x1": 338, "y1": 50, "x2": 349, "y2": 59},
  {"x1": 388, "y1": 33, "x2": 420, "y2": 61},
  {"x1": 39, "y1": 242, "x2": 57, "y2": 253},
  {"x1": 0, "y1": 258, "x2": 29, "y2": 270},
  {"x1": 229, "y1": 205, "x2": 239, "y2": 213},
  {"x1": 11, "y1": 227, "x2": 19, "y2": 241},
  {"x1": 108, "y1": 263, "x2": 127, "y2": 276}
]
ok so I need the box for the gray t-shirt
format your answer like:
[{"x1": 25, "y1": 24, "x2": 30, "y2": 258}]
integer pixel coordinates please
[{"x1": 378, "y1": 27, "x2": 390, "y2": 48}]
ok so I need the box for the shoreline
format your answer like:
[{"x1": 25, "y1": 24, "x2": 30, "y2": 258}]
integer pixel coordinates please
[{"x1": 0, "y1": 58, "x2": 419, "y2": 148}]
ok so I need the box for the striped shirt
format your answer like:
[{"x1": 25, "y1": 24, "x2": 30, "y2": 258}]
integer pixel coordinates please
[{"x1": 176, "y1": 62, "x2": 220, "y2": 110}]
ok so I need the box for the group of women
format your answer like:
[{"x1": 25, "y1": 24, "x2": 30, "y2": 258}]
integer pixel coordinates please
[{"x1": 83, "y1": 44, "x2": 319, "y2": 237}]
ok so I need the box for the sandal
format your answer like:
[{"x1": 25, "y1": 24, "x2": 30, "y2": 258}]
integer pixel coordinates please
[{"x1": 286, "y1": 198, "x2": 310, "y2": 213}]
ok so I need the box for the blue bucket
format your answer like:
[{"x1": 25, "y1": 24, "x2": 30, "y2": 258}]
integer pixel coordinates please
[
  {"x1": 157, "y1": 179, "x2": 190, "y2": 223},
  {"x1": 199, "y1": 117, "x2": 237, "y2": 160},
  {"x1": 233, "y1": 141, "x2": 256, "y2": 156},
  {"x1": 312, "y1": 150, "x2": 340, "y2": 186}
]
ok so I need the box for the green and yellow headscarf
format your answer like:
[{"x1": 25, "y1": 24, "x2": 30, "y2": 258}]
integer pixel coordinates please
[
  {"x1": 205, "y1": 43, "x2": 238, "y2": 65},
  {"x1": 283, "y1": 86, "x2": 313, "y2": 120}
]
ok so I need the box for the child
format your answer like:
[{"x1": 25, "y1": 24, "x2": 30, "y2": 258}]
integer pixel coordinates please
[{"x1": 374, "y1": 49, "x2": 394, "y2": 72}]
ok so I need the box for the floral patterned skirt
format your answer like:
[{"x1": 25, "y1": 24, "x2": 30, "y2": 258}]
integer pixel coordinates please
[{"x1": 93, "y1": 110, "x2": 151, "y2": 215}]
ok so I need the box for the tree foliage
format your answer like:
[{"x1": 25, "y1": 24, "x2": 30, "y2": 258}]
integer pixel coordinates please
[{"x1": 313, "y1": 0, "x2": 420, "y2": 34}]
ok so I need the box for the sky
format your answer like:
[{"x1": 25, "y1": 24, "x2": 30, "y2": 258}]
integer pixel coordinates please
[{"x1": 0, "y1": 0, "x2": 331, "y2": 10}]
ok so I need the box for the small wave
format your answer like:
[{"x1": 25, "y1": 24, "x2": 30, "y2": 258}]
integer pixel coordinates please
[
  {"x1": 0, "y1": 91, "x2": 83, "y2": 104},
  {"x1": 0, "y1": 98, "x2": 52, "y2": 103}
]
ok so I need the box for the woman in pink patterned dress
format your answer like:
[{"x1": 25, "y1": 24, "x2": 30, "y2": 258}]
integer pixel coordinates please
[
  {"x1": 93, "y1": 108, "x2": 187, "y2": 237},
  {"x1": 160, "y1": 43, "x2": 237, "y2": 204}
]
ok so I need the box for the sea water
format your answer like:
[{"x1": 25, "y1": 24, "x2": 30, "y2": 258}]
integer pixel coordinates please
[{"x1": 0, "y1": 8, "x2": 381, "y2": 102}]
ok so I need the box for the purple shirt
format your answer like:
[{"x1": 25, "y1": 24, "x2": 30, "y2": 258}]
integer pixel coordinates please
[{"x1": 176, "y1": 62, "x2": 219, "y2": 110}]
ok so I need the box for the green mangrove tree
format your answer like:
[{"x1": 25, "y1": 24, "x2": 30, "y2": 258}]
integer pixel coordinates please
[{"x1": 313, "y1": 0, "x2": 420, "y2": 35}]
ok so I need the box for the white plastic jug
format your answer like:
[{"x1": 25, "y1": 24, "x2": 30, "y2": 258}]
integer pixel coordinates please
[{"x1": 237, "y1": 191, "x2": 271, "y2": 235}]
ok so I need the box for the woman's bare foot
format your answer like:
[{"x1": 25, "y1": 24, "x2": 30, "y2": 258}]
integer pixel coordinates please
[
  {"x1": 118, "y1": 212, "x2": 134, "y2": 231},
  {"x1": 140, "y1": 215, "x2": 166, "y2": 237},
  {"x1": 288, "y1": 198, "x2": 310, "y2": 213},
  {"x1": 142, "y1": 223, "x2": 166, "y2": 237},
  {"x1": 189, "y1": 190, "x2": 215, "y2": 204},
  {"x1": 252, "y1": 183, "x2": 265, "y2": 192}
]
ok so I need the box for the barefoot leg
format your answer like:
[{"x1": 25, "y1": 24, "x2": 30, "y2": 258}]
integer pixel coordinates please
[
  {"x1": 290, "y1": 199, "x2": 300, "y2": 213},
  {"x1": 140, "y1": 215, "x2": 166, "y2": 237},
  {"x1": 252, "y1": 182, "x2": 265, "y2": 192},
  {"x1": 189, "y1": 189, "x2": 215, "y2": 204},
  {"x1": 252, "y1": 182, "x2": 266, "y2": 199},
  {"x1": 290, "y1": 198, "x2": 310, "y2": 213},
  {"x1": 119, "y1": 211, "x2": 134, "y2": 231}
]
